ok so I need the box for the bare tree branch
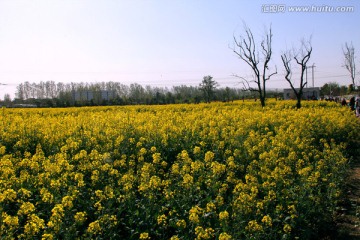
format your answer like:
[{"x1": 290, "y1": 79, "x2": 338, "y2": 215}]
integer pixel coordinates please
[
  {"x1": 232, "y1": 74, "x2": 259, "y2": 93},
  {"x1": 265, "y1": 66, "x2": 277, "y2": 81}
]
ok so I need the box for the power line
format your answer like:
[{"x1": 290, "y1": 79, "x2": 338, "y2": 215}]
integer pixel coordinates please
[{"x1": 315, "y1": 74, "x2": 348, "y2": 79}]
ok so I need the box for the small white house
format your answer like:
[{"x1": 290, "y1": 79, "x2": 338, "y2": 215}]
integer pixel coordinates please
[{"x1": 283, "y1": 87, "x2": 320, "y2": 100}]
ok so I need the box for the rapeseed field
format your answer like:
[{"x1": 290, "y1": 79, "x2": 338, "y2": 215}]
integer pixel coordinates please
[{"x1": 0, "y1": 100, "x2": 358, "y2": 239}]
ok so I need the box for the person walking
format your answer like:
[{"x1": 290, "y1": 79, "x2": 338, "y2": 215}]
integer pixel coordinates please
[
  {"x1": 341, "y1": 98, "x2": 347, "y2": 106},
  {"x1": 349, "y1": 96, "x2": 356, "y2": 112}
]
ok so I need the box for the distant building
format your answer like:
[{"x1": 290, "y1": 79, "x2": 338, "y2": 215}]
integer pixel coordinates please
[
  {"x1": 72, "y1": 90, "x2": 116, "y2": 102},
  {"x1": 283, "y1": 87, "x2": 320, "y2": 100},
  {"x1": 12, "y1": 103, "x2": 37, "y2": 108}
]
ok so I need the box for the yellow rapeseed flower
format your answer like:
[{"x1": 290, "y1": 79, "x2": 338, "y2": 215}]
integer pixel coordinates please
[
  {"x1": 2, "y1": 213, "x2": 19, "y2": 227},
  {"x1": 87, "y1": 220, "x2": 102, "y2": 235},
  {"x1": 176, "y1": 219, "x2": 187, "y2": 228},
  {"x1": 283, "y1": 224, "x2": 292, "y2": 233},
  {"x1": 189, "y1": 205, "x2": 203, "y2": 224},
  {"x1": 219, "y1": 210, "x2": 229, "y2": 221},
  {"x1": 157, "y1": 214, "x2": 167, "y2": 225},
  {"x1": 261, "y1": 215, "x2": 272, "y2": 226},
  {"x1": 219, "y1": 232, "x2": 232, "y2": 240},
  {"x1": 74, "y1": 211, "x2": 87, "y2": 224},
  {"x1": 18, "y1": 201, "x2": 35, "y2": 215},
  {"x1": 206, "y1": 202, "x2": 216, "y2": 213},
  {"x1": 139, "y1": 232, "x2": 150, "y2": 239},
  {"x1": 246, "y1": 220, "x2": 263, "y2": 232}
]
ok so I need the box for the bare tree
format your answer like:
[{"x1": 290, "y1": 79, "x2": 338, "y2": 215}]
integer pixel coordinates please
[
  {"x1": 232, "y1": 24, "x2": 277, "y2": 107},
  {"x1": 343, "y1": 42, "x2": 356, "y2": 88},
  {"x1": 16, "y1": 83, "x2": 25, "y2": 100},
  {"x1": 281, "y1": 39, "x2": 312, "y2": 109},
  {"x1": 3, "y1": 93, "x2": 11, "y2": 106}
]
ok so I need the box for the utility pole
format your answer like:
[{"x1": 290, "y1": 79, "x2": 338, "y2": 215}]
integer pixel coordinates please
[{"x1": 305, "y1": 64, "x2": 316, "y2": 87}]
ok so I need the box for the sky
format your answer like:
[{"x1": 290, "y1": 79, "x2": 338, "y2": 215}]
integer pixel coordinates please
[{"x1": 0, "y1": 0, "x2": 359, "y2": 99}]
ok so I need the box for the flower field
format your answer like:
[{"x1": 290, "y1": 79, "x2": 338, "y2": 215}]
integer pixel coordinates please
[{"x1": 0, "y1": 100, "x2": 358, "y2": 239}]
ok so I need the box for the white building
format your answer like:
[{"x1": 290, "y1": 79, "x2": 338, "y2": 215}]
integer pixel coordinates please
[{"x1": 283, "y1": 87, "x2": 320, "y2": 100}]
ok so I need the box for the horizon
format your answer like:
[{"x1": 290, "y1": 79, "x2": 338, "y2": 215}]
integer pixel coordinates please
[{"x1": 1, "y1": 0, "x2": 359, "y2": 99}]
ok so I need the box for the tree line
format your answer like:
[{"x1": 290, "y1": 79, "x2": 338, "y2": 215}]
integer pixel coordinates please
[
  {"x1": 0, "y1": 79, "x2": 354, "y2": 109},
  {"x1": 0, "y1": 80, "x2": 282, "y2": 108}
]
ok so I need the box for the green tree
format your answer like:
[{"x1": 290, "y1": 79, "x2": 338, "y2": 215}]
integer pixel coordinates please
[
  {"x1": 199, "y1": 75, "x2": 218, "y2": 103},
  {"x1": 320, "y1": 82, "x2": 341, "y2": 97}
]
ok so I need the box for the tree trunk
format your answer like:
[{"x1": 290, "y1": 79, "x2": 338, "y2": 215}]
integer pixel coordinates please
[{"x1": 260, "y1": 96, "x2": 266, "y2": 107}]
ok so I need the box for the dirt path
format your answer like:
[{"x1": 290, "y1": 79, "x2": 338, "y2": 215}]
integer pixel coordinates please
[{"x1": 335, "y1": 162, "x2": 360, "y2": 239}]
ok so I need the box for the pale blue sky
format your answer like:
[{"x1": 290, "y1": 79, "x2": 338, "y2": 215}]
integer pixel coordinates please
[{"x1": 0, "y1": 0, "x2": 359, "y2": 98}]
